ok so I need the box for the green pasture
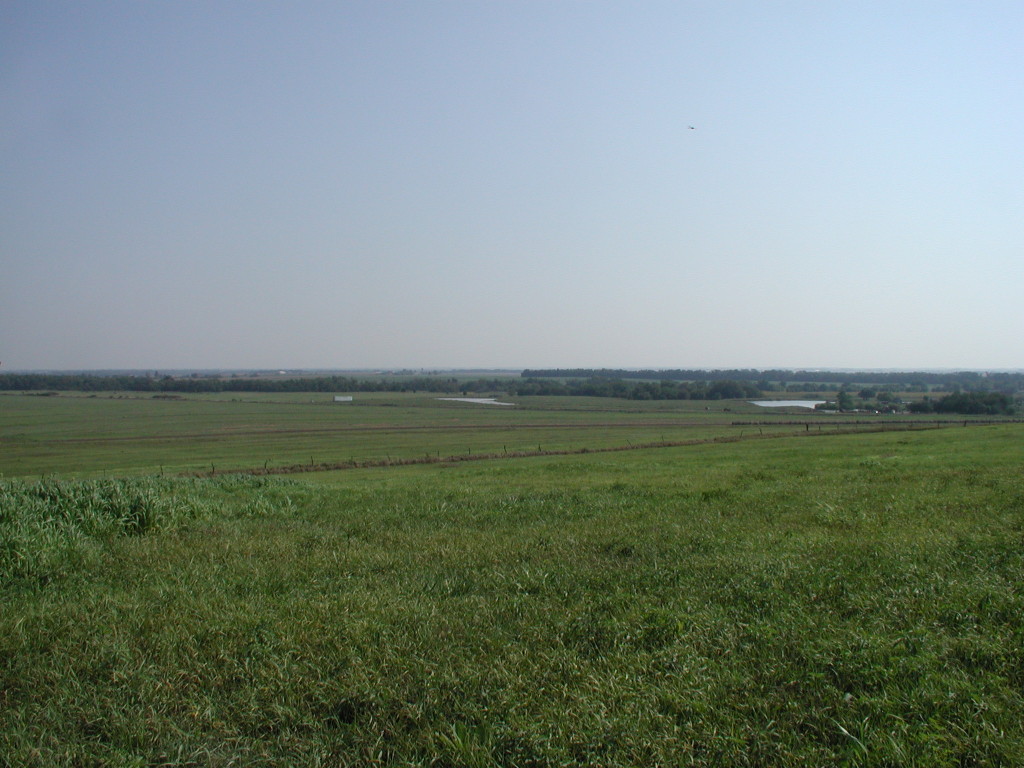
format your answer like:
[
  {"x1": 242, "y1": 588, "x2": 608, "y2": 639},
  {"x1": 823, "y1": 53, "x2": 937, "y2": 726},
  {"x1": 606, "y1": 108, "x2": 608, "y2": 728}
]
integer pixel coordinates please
[
  {"x1": 2, "y1": 391, "x2": 1024, "y2": 768},
  {"x1": 2, "y1": 393, "x2": 1022, "y2": 765},
  {"x1": 0, "y1": 391, "x2": 883, "y2": 479}
]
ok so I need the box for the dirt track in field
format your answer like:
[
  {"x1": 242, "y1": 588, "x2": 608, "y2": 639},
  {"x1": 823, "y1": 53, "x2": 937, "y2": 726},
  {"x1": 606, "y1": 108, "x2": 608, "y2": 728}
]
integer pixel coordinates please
[
  {"x1": 185, "y1": 422, "x2": 949, "y2": 478},
  {"x1": 53, "y1": 421, "x2": 740, "y2": 443}
]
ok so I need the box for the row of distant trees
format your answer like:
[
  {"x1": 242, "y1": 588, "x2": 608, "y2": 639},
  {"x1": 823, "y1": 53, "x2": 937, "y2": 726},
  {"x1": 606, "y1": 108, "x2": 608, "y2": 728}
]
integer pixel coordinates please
[
  {"x1": 907, "y1": 391, "x2": 1016, "y2": 416},
  {"x1": 0, "y1": 373, "x2": 465, "y2": 395},
  {"x1": 504, "y1": 377, "x2": 761, "y2": 400},
  {"x1": 0, "y1": 373, "x2": 761, "y2": 401},
  {"x1": 522, "y1": 368, "x2": 1024, "y2": 394},
  {"x1": 1, "y1": 373, "x2": 1018, "y2": 413},
  {"x1": 817, "y1": 389, "x2": 1018, "y2": 415}
]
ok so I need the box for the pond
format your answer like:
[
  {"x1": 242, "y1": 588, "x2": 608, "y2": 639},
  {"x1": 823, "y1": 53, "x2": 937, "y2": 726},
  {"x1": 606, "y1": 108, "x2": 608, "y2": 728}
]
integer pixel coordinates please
[
  {"x1": 750, "y1": 400, "x2": 826, "y2": 409},
  {"x1": 437, "y1": 397, "x2": 515, "y2": 406}
]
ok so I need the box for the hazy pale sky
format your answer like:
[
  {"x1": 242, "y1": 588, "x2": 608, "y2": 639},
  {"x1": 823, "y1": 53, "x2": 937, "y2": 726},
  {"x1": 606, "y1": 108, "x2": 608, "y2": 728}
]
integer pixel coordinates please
[{"x1": 2, "y1": 1, "x2": 1022, "y2": 371}]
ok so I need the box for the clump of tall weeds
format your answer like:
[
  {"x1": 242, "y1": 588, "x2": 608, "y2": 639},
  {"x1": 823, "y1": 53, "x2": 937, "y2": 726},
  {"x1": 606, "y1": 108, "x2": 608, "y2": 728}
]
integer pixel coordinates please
[{"x1": 0, "y1": 476, "x2": 216, "y2": 584}]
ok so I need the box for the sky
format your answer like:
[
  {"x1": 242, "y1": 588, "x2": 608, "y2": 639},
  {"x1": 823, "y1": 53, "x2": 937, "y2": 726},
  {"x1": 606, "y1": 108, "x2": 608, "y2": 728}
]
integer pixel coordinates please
[{"x1": 2, "y1": 1, "x2": 1022, "y2": 372}]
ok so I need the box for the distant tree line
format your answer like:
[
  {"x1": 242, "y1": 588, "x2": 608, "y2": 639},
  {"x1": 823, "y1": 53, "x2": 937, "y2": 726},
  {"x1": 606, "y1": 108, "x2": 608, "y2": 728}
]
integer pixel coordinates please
[
  {"x1": 907, "y1": 391, "x2": 1016, "y2": 416},
  {"x1": 522, "y1": 368, "x2": 1024, "y2": 393},
  {"x1": 2, "y1": 373, "x2": 1018, "y2": 412},
  {"x1": 0, "y1": 373, "x2": 468, "y2": 395},
  {"x1": 503, "y1": 377, "x2": 760, "y2": 400},
  {"x1": 0, "y1": 373, "x2": 760, "y2": 401}
]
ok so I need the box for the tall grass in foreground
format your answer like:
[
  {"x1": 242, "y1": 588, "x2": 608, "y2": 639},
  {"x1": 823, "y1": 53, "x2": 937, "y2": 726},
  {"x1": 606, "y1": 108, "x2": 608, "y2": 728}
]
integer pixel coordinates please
[
  {"x1": 0, "y1": 476, "x2": 286, "y2": 584},
  {"x1": 1, "y1": 427, "x2": 1023, "y2": 766}
]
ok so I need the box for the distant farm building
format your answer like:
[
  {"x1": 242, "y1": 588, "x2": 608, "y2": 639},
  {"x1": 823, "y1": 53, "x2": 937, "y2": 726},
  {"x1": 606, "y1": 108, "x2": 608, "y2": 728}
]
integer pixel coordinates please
[{"x1": 334, "y1": 396, "x2": 353, "y2": 403}]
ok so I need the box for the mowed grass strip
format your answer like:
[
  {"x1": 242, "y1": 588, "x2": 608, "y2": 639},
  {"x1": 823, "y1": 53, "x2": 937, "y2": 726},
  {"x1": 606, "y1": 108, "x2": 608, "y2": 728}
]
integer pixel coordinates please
[{"x1": 2, "y1": 425, "x2": 1023, "y2": 766}]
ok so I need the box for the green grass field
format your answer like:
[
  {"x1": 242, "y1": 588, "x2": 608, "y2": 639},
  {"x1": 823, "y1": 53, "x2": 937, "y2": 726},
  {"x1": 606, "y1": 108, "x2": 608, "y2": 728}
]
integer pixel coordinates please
[
  {"x1": 1, "y1": 393, "x2": 1022, "y2": 765},
  {"x1": 0, "y1": 391, "x2": 944, "y2": 480}
]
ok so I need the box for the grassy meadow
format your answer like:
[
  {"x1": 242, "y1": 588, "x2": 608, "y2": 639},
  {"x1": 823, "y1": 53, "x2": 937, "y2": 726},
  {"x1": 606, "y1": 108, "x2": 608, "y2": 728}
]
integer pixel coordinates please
[
  {"x1": 1, "y1": 392, "x2": 1023, "y2": 766},
  {"x1": 0, "y1": 391, "x2": 885, "y2": 480}
]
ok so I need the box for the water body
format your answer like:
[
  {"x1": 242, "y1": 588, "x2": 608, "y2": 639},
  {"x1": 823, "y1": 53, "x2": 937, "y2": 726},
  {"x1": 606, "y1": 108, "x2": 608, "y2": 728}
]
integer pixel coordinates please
[
  {"x1": 437, "y1": 397, "x2": 515, "y2": 406},
  {"x1": 750, "y1": 400, "x2": 826, "y2": 409}
]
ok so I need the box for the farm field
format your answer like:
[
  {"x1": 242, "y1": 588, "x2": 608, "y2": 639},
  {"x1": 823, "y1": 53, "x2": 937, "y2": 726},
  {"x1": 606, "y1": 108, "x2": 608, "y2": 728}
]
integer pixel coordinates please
[
  {"x1": 1, "y1": 393, "x2": 1022, "y2": 765},
  {"x1": 0, "y1": 391, "x2": 915, "y2": 480}
]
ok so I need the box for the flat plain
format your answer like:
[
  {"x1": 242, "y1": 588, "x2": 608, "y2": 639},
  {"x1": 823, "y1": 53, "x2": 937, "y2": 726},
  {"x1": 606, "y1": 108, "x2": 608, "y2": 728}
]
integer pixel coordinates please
[
  {"x1": 1, "y1": 391, "x2": 1022, "y2": 766},
  {"x1": 0, "y1": 390, "x2": 941, "y2": 479}
]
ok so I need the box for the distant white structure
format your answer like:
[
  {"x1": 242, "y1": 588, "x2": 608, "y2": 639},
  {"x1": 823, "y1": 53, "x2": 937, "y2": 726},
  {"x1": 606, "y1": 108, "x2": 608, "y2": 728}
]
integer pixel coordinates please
[{"x1": 334, "y1": 396, "x2": 353, "y2": 403}]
